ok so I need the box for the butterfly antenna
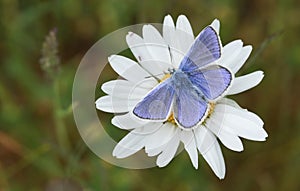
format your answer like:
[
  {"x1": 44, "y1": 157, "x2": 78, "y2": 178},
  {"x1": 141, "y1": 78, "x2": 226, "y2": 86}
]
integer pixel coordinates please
[
  {"x1": 142, "y1": 46, "x2": 174, "y2": 81},
  {"x1": 135, "y1": 58, "x2": 161, "y2": 81},
  {"x1": 145, "y1": 73, "x2": 164, "y2": 81},
  {"x1": 168, "y1": 46, "x2": 174, "y2": 64}
]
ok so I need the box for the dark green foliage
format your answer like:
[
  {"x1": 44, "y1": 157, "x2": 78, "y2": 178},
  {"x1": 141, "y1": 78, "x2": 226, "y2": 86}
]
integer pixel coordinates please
[{"x1": 1, "y1": 0, "x2": 300, "y2": 190}]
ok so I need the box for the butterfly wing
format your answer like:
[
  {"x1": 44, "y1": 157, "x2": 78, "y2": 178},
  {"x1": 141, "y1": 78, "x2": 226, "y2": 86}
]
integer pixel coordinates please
[
  {"x1": 133, "y1": 78, "x2": 175, "y2": 120},
  {"x1": 172, "y1": 72, "x2": 209, "y2": 129},
  {"x1": 179, "y1": 26, "x2": 221, "y2": 72},
  {"x1": 188, "y1": 65, "x2": 232, "y2": 100}
]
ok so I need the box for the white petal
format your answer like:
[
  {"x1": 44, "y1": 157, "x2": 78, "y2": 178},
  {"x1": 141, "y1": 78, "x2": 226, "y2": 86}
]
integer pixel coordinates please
[
  {"x1": 145, "y1": 145, "x2": 164, "y2": 157},
  {"x1": 145, "y1": 123, "x2": 176, "y2": 156},
  {"x1": 168, "y1": 47, "x2": 185, "y2": 69},
  {"x1": 112, "y1": 112, "x2": 150, "y2": 130},
  {"x1": 163, "y1": 15, "x2": 175, "y2": 43},
  {"x1": 126, "y1": 32, "x2": 152, "y2": 61},
  {"x1": 95, "y1": 96, "x2": 138, "y2": 113},
  {"x1": 217, "y1": 98, "x2": 242, "y2": 109},
  {"x1": 176, "y1": 15, "x2": 194, "y2": 38},
  {"x1": 112, "y1": 135, "x2": 144, "y2": 158},
  {"x1": 214, "y1": 103, "x2": 268, "y2": 141},
  {"x1": 180, "y1": 131, "x2": 198, "y2": 169},
  {"x1": 112, "y1": 123, "x2": 161, "y2": 158},
  {"x1": 135, "y1": 77, "x2": 158, "y2": 89},
  {"x1": 145, "y1": 143, "x2": 166, "y2": 157},
  {"x1": 219, "y1": 40, "x2": 243, "y2": 70},
  {"x1": 101, "y1": 80, "x2": 150, "y2": 100},
  {"x1": 176, "y1": 15, "x2": 194, "y2": 55},
  {"x1": 135, "y1": 123, "x2": 163, "y2": 135},
  {"x1": 142, "y1": 25, "x2": 171, "y2": 70},
  {"x1": 217, "y1": 131, "x2": 243, "y2": 152},
  {"x1": 108, "y1": 55, "x2": 150, "y2": 83},
  {"x1": 230, "y1": 45, "x2": 252, "y2": 73},
  {"x1": 126, "y1": 32, "x2": 163, "y2": 76},
  {"x1": 206, "y1": 111, "x2": 244, "y2": 152},
  {"x1": 227, "y1": 71, "x2": 264, "y2": 95},
  {"x1": 207, "y1": 120, "x2": 243, "y2": 152},
  {"x1": 194, "y1": 127, "x2": 225, "y2": 179},
  {"x1": 163, "y1": 15, "x2": 184, "y2": 68},
  {"x1": 210, "y1": 19, "x2": 220, "y2": 34},
  {"x1": 156, "y1": 128, "x2": 181, "y2": 167},
  {"x1": 112, "y1": 129, "x2": 143, "y2": 158},
  {"x1": 202, "y1": 137, "x2": 226, "y2": 179},
  {"x1": 194, "y1": 126, "x2": 214, "y2": 154}
]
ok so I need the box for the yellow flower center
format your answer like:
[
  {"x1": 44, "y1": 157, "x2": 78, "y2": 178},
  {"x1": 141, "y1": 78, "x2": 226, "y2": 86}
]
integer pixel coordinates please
[
  {"x1": 160, "y1": 73, "x2": 171, "y2": 82},
  {"x1": 167, "y1": 113, "x2": 176, "y2": 124},
  {"x1": 207, "y1": 102, "x2": 216, "y2": 119}
]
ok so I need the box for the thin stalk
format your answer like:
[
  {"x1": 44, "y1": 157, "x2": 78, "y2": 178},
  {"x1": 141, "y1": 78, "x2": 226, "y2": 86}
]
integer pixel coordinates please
[{"x1": 53, "y1": 77, "x2": 70, "y2": 152}]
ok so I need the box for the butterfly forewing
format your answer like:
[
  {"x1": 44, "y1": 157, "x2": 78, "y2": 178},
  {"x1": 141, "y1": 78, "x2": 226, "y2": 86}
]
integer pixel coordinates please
[
  {"x1": 179, "y1": 26, "x2": 221, "y2": 72},
  {"x1": 188, "y1": 65, "x2": 232, "y2": 100},
  {"x1": 133, "y1": 79, "x2": 175, "y2": 120}
]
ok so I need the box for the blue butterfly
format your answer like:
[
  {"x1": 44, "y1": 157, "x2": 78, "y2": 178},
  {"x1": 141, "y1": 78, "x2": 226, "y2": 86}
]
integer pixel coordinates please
[{"x1": 133, "y1": 26, "x2": 233, "y2": 129}]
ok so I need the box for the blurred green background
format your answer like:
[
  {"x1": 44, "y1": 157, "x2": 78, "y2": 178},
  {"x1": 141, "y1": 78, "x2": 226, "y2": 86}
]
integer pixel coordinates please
[{"x1": 1, "y1": 0, "x2": 300, "y2": 190}]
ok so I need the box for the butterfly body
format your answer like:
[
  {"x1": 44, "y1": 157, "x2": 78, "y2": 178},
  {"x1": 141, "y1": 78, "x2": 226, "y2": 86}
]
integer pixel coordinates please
[
  {"x1": 133, "y1": 26, "x2": 233, "y2": 129},
  {"x1": 171, "y1": 70, "x2": 192, "y2": 90}
]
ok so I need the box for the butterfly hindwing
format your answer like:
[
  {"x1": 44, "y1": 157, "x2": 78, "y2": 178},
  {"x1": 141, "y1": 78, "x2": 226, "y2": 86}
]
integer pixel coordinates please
[
  {"x1": 179, "y1": 26, "x2": 221, "y2": 72},
  {"x1": 172, "y1": 72, "x2": 209, "y2": 129},
  {"x1": 188, "y1": 65, "x2": 232, "y2": 100},
  {"x1": 133, "y1": 79, "x2": 175, "y2": 120}
]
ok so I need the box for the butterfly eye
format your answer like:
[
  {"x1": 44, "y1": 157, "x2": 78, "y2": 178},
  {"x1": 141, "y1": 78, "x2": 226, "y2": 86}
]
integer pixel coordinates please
[{"x1": 167, "y1": 68, "x2": 176, "y2": 74}]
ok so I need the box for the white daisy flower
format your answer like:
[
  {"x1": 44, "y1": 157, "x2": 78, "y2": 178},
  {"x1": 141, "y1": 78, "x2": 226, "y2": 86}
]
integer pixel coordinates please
[{"x1": 95, "y1": 15, "x2": 268, "y2": 179}]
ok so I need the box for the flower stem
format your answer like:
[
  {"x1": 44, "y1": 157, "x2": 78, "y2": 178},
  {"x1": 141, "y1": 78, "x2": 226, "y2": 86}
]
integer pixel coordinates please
[{"x1": 53, "y1": 77, "x2": 70, "y2": 152}]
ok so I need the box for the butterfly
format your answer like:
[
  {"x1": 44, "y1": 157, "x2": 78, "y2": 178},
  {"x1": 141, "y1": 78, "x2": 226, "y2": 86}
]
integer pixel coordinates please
[{"x1": 133, "y1": 26, "x2": 233, "y2": 129}]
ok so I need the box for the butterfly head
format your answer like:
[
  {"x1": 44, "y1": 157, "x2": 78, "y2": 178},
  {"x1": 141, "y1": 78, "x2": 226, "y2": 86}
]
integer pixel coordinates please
[{"x1": 168, "y1": 68, "x2": 176, "y2": 75}]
